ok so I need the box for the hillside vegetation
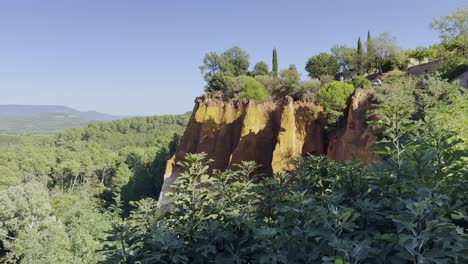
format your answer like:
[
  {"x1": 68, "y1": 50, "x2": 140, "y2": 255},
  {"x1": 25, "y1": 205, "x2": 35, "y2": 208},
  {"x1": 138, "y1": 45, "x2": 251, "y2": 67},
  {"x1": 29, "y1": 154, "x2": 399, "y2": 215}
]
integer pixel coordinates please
[{"x1": 0, "y1": 6, "x2": 467, "y2": 264}]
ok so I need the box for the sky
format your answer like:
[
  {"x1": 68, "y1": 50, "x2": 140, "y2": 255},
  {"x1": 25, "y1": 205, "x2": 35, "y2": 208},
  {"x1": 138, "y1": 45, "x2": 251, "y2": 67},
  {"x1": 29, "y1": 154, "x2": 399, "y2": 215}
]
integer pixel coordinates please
[{"x1": 0, "y1": 0, "x2": 464, "y2": 116}]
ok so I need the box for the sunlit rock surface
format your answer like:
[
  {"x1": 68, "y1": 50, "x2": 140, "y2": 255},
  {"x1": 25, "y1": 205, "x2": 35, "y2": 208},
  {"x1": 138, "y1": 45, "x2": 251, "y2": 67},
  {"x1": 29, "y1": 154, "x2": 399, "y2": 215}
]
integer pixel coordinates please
[{"x1": 159, "y1": 89, "x2": 375, "y2": 203}]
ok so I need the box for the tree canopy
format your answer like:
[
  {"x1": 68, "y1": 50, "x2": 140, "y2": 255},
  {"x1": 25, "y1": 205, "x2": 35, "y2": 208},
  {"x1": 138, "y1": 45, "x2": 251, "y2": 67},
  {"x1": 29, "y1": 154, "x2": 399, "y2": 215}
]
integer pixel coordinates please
[{"x1": 305, "y1": 52, "x2": 339, "y2": 79}]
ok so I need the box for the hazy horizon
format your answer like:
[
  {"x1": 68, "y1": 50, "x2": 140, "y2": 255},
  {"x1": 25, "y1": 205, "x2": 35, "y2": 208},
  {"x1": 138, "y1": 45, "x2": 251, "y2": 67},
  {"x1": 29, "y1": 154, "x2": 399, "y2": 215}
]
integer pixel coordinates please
[{"x1": 0, "y1": 0, "x2": 461, "y2": 115}]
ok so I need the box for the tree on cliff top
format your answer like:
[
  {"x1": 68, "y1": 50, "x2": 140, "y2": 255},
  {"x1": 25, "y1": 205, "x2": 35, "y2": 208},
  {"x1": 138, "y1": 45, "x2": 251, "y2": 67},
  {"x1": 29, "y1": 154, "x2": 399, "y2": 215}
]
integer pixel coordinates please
[
  {"x1": 317, "y1": 81, "x2": 355, "y2": 128},
  {"x1": 431, "y1": 5, "x2": 468, "y2": 42},
  {"x1": 275, "y1": 65, "x2": 302, "y2": 98},
  {"x1": 305, "y1": 52, "x2": 339, "y2": 79},
  {"x1": 431, "y1": 6, "x2": 468, "y2": 78},
  {"x1": 272, "y1": 48, "x2": 278, "y2": 78},
  {"x1": 356, "y1": 37, "x2": 364, "y2": 75},
  {"x1": 331, "y1": 45, "x2": 356, "y2": 71},
  {"x1": 240, "y1": 77, "x2": 269, "y2": 102},
  {"x1": 251, "y1": 61, "x2": 269, "y2": 77},
  {"x1": 364, "y1": 32, "x2": 404, "y2": 73},
  {"x1": 200, "y1": 46, "x2": 250, "y2": 81}
]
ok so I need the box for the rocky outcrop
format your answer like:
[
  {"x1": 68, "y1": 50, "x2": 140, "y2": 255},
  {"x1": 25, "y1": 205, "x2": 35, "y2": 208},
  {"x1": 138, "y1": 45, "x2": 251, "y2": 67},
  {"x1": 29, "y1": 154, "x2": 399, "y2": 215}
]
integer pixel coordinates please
[
  {"x1": 159, "y1": 89, "x2": 376, "y2": 203},
  {"x1": 327, "y1": 89, "x2": 376, "y2": 162}
]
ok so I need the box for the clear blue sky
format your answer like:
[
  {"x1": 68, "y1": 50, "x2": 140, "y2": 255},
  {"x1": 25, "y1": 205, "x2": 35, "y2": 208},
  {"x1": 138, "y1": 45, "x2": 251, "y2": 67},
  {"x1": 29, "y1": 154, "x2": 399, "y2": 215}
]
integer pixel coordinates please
[{"x1": 0, "y1": 0, "x2": 462, "y2": 115}]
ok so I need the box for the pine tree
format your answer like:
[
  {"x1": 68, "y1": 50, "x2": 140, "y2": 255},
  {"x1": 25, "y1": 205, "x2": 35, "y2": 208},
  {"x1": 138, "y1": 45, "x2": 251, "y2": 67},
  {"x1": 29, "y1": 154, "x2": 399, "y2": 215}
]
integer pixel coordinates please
[{"x1": 272, "y1": 48, "x2": 278, "y2": 78}]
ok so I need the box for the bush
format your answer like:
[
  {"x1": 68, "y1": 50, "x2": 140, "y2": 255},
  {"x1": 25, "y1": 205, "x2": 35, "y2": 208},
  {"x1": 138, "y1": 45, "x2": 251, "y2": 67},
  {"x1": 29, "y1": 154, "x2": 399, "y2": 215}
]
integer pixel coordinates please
[
  {"x1": 317, "y1": 81, "x2": 355, "y2": 128},
  {"x1": 239, "y1": 77, "x2": 269, "y2": 102},
  {"x1": 255, "y1": 75, "x2": 280, "y2": 94},
  {"x1": 273, "y1": 65, "x2": 302, "y2": 98},
  {"x1": 301, "y1": 79, "x2": 321, "y2": 94},
  {"x1": 351, "y1": 76, "x2": 371, "y2": 88},
  {"x1": 318, "y1": 74, "x2": 335, "y2": 84},
  {"x1": 205, "y1": 72, "x2": 233, "y2": 94}
]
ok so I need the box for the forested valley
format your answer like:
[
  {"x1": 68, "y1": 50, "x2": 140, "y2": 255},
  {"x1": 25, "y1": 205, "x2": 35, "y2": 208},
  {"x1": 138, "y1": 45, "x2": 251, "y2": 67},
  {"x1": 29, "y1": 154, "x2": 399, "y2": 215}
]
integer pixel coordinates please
[{"x1": 0, "y1": 114, "x2": 189, "y2": 263}]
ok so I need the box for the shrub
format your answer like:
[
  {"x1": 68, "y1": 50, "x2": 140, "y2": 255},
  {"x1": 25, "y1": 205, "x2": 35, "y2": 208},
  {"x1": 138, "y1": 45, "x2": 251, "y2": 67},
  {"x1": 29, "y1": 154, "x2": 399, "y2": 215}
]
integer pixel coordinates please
[
  {"x1": 317, "y1": 81, "x2": 355, "y2": 128},
  {"x1": 205, "y1": 72, "x2": 235, "y2": 95},
  {"x1": 207, "y1": 75, "x2": 268, "y2": 102},
  {"x1": 240, "y1": 77, "x2": 269, "y2": 102},
  {"x1": 318, "y1": 74, "x2": 335, "y2": 84},
  {"x1": 255, "y1": 75, "x2": 280, "y2": 94},
  {"x1": 273, "y1": 65, "x2": 302, "y2": 98},
  {"x1": 351, "y1": 76, "x2": 371, "y2": 88},
  {"x1": 301, "y1": 79, "x2": 321, "y2": 94}
]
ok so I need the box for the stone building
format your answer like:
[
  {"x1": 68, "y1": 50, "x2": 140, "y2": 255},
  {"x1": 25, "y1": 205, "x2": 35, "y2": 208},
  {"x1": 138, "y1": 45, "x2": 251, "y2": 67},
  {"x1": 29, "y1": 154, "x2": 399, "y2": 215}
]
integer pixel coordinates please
[{"x1": 407, "y1": 59, "x2": 440, "y2": 76}]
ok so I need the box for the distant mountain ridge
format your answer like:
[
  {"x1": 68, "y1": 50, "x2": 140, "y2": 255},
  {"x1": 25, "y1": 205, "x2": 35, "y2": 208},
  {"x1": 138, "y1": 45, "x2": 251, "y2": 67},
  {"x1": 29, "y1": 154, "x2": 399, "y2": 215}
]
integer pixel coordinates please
[
  {"x1": 0, "y1": 105, "x2": 125, "y2": 134},
  {"x1": 0, "y1": 104, "x2": 120, "y2": 121}
]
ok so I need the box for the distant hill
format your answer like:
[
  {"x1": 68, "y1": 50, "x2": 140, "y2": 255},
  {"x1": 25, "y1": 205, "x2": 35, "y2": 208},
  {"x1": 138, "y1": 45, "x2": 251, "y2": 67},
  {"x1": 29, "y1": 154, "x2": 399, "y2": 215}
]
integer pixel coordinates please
[
  {"x1": 0, "y1": 112, "x2": 92, "y2": 135},
  {"x1": 0, "y1": 105, "x2": 119, "y2": 121},
  {"x1": 0, "y1": 105, "x2": 123, "y2": 134}
]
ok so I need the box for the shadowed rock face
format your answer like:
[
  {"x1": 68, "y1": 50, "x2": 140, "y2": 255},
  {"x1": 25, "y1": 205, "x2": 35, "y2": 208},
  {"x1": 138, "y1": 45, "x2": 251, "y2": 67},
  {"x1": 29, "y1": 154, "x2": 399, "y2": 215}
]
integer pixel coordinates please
[
  {"x1": 327, "y1": 89, "x2": 376, "y2": 163},
  {"x1": 159, "y1": 90, "x2": 376, "y2": 203}
]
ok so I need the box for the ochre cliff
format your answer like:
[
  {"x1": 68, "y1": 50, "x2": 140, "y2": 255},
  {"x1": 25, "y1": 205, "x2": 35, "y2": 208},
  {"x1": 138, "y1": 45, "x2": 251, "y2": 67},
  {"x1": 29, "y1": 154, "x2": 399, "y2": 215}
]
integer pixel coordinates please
[
  {"x1": 327, "y1": 89, "x2": 376, "y2": 162},
  {"x1": 159, "y1": 89, "x2": 375, "y2": 203}
]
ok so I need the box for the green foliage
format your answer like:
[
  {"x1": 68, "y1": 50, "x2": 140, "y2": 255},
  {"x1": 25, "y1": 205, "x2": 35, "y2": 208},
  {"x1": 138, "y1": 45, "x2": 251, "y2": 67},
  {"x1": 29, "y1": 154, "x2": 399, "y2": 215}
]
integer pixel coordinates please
[
  {"x1": 431, "y1": 5, "x2": 468, "y2": 42},
  {"x1": 300, "y1": 78, "x2": 322, "y2": 96},
  {"x1": 351, "y1": 76, "x2": 371, "y2": 88},
  {"x1": 275, "y1": 64, "x2": 302, "y2": 97},
  {"x1": 251, "y1": 61, "x2": 269, "y2": 77},
  {"x1": 331, "y1": 45, "x2": 356, "y2": 70},
  {"x1": 2, "y1": 8, "x2": 468, "y2": 263},
  {"x1": 317, "y1": 81, "x2": 355, "y2": 128},
  {"x1": 221, "y1": 46, "x2": 250, "y2": 76},
  {"x1": 430, "y1": 6, "x2": 467, "y2": 78},
  {"x1": 121, "y1": 133, "x2": 181, "y2": 206},
  {"x1": 272, "y1": 48, "x2": 278, "y2": 78},
  {"x1": 366, "y1": 30, "x2": 375, "y2": 72},
  {"x1": 0, "y1": 113, "x2": 91, "y2": 135},
  {"x1": 373, "y1": 32, "x2": 405, "y2": 72},
  {"x1": 438, "y1": 54, "x2": 468, "y2": 80},
  {"x1": 0, "y1": 114, "x2": 188, "y2": 261},
  {"x1": 240, "y1": 77, "x2": 269, "y2": 102},
  {"x1": 0, "y1": 182, "x2": 111, "y2": 263},
  {"x1": 205, "y1": 72, "x2": 231, "y2": 94},
  {"x1": 369, "y1": 77, "x2": 417, "y2": 177},
  {"x1": 356, "y1": 37, "x2": 364, "y2": 75},
  {"x1": 407, "y1": 46, "x2": 438, "y2": 64},
  {"x1": 104, "y1": 139, "x2": 467, "y2": 263},
  {"x1": 209, "y1": 75, "x2": 269, "y2": 102},
  {"x1": 305, "y1": 52, "x2": 339, "y2": 79},
  {"x1": 200, "y1": 46, "x2": 250, "y2": 84}
]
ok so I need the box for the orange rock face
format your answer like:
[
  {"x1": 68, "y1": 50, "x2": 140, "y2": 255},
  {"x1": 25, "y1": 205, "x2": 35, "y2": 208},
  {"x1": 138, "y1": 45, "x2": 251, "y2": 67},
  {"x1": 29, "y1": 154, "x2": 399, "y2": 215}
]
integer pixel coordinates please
[
  {"x1": 159, "y1": 90, "x2": 376, "y2": 203},
  {"x1": 327, "y1": 89, "x2": 376, "y2": 163}
]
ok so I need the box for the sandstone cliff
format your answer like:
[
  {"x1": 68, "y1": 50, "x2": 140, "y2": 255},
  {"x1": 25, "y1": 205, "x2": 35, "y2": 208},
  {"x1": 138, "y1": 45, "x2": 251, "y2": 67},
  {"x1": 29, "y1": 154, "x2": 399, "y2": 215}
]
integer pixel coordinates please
[{"x1": 160, "y1": 89, "x2": 375, "y2": 203}]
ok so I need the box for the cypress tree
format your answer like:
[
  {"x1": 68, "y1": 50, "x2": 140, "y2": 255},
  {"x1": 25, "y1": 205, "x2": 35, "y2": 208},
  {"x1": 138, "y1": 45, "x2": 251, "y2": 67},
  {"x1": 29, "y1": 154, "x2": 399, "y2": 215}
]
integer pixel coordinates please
[
  {"x1": 357, "y1": 37, "x2": 363, "y2": 55},
  {"x1": 357, "y1": 37, "x2": 363, "y2": 75},
  {"x1": 366, "y1": 31, "x2": 375, "y2": 73},
  {"x1": 366, "y1": 31, "x2": 372, "y2": 51},
  {"x1": 272, "y1": 48, "x2": 278, "y2": 78}
]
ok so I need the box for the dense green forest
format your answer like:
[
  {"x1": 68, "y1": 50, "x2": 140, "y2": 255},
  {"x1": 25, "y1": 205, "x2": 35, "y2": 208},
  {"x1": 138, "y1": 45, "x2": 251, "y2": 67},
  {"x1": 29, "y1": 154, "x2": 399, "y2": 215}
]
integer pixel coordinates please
[
  {"x1": 1, "y1": 6, "x2": 467, "y2": 264},
  {"x1": 0, "y1": 114, "x2": 190, "y2": 263}
]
